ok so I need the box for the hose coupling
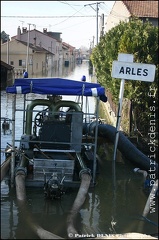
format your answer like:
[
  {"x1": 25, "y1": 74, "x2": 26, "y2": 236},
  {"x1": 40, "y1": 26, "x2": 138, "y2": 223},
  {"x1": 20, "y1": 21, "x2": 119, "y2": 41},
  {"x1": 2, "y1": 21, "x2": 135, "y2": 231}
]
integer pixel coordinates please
[
  {"x1": 15, "y1": 167, "x2": 27, "y2": 176},
  {"x1": 79, "y1": 168, "x2": 91, "y2": 179}
]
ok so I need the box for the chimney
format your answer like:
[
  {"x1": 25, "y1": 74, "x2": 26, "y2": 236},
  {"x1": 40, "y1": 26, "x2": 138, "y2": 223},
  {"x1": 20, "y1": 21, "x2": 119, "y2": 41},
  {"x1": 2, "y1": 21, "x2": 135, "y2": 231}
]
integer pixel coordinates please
[
  {"x1": 43, "y1": 28, "x2": 47, "y2": 34},
  {"x1": 17, "y1": 26, "x2": 21, "y2": 40},
  {"x1": 22, "y1": 27, "x2": 27, "y2": 33}
]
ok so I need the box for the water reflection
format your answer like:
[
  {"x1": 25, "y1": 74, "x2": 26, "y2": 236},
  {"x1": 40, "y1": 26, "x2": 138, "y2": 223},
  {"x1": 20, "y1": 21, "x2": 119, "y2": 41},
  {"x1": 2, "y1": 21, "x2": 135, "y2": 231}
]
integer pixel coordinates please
[{"x1": 49, "y1": 61, "x2": 76, "y2": 78}]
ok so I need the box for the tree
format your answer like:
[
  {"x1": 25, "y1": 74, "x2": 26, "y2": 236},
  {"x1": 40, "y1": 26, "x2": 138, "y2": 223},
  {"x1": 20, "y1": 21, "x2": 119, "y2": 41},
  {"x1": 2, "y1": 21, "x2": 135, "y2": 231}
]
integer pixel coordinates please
[
  {"x1": 1, "y1": 31, "x2": 9, "y2": 43},
  {"x1": 91, "y1": 17, "x2": 158, "y2": 135}
]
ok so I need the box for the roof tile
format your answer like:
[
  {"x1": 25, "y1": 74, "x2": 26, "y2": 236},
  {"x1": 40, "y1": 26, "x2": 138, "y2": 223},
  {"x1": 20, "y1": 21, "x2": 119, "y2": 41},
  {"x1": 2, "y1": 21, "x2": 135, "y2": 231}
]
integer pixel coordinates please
[{"x1": 122, "y1": 1, "x2": 158, "y2": 18}]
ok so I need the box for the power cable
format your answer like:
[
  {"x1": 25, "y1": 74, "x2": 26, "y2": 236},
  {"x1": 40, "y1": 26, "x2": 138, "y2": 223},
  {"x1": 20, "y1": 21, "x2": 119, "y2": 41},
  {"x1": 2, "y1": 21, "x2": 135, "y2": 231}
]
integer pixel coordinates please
[
  {"x1": 58, "y1": 1, "x2": 82, "y2": 7},
  {"x1": 102, "y1": 2, "x2": 114, "y2": 12},
  {"x1": 48, "y1": 6, "x2": 85, "y2": 27},
  {"x1": 1, "y1": 15, "x2": 96, "y2": 18},
  {"x1": 59, "y1": 1, "x2": 85, "y2": 15},
  {"x1": 99, "y1": 3, "x2": 111, "y2": 14},
  {"x1": 58, "y1": 16, "x2": 95, "y2": 31}
]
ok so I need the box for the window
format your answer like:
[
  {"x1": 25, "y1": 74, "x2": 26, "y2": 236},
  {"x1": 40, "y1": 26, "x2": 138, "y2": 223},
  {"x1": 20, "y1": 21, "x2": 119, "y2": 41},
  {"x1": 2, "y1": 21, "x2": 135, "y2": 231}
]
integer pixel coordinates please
[
  {"x1": 22, "y1": 60, "x2": 26, "y2": 67},
  {"x1": 19, "y1": 60, "x2": 26, "y2": 67},
  {"x1": 10, "y1": 61, "x2": 14, "y2": 65},
  {"x1": 19, "y1": 60, "x2": 22, "y2": 66}
]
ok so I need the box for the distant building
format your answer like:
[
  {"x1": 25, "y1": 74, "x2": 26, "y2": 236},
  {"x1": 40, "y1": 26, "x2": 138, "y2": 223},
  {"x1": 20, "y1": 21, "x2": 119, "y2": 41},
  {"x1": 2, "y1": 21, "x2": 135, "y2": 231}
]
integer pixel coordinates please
[
  {"x1": 1, "y1": 39, "x2": 51, "y2": 76},
  {"x1": 105, "y1": 1, "x2": 158, "y2": 32},
  {"x1": 62, "y1": 42, "x2": 76, "y2": 63},
  {"x1": 1, "y1": 60, "x2": 14, "y2": 90},
  {"x1": 11, "y1": 27, "x2": 76, "y2": 73},
  {"x1": 12, "y1": 27, "x2": 62, "y2": 70},
  {"x1": 45, "y1": 30, "x2": 62, "y2": 42},
  {"x1": 1, "y1": 26, "x2": 78, "y2": 76}
]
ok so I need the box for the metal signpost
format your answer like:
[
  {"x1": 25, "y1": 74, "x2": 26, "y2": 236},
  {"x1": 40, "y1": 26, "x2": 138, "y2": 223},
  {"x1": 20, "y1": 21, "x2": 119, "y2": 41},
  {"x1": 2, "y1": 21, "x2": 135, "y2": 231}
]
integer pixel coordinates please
[{"x1": 111, "y1": 53, "x2": 156, "y2": 161}]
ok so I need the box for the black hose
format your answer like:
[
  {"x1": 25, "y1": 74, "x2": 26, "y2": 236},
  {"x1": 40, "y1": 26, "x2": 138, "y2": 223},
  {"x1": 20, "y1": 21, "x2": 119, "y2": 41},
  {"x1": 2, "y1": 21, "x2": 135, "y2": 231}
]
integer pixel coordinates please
[
  {"x1": 98, "y1": 124, "x2": 158, "y2": 175},
  {"x1": 83, "y1": 123, "x2": 158, "y2": 175}
]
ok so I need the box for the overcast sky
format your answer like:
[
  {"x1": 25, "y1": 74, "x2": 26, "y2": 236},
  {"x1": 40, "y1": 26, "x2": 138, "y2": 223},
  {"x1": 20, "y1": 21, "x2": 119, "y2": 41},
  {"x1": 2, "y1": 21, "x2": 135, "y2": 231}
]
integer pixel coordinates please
[{"x1": 1, "y1": 1, "x2": 114, "y2": 49}]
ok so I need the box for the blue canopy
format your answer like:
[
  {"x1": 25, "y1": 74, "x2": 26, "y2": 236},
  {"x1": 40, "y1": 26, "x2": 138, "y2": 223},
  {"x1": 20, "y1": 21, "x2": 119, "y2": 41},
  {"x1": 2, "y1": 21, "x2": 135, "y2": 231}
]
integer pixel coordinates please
[{"x1": 6, "y1": 78, "x2": 107, "y2": 102}]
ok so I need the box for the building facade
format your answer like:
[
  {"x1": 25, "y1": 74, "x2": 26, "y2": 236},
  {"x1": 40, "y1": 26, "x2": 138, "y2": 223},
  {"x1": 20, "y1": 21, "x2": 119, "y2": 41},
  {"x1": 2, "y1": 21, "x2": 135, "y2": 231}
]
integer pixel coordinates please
[
  {"x1": 1, "y1": 39, "x2": 51, "y2": 76},
  {"x1": 14, "y1": 27, "x2": 62, "y2": 71},
  {"x1": 105, "y1": 1, "x2": 158, "y2": 32},
  {"x1": 1, "y1": 27, "x2": 77, "y2": 76}
]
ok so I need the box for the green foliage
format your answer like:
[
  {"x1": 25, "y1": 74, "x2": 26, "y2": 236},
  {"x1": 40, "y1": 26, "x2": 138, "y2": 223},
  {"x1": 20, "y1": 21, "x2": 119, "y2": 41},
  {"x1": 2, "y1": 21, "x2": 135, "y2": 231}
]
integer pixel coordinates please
[
  {"x1": 1, "y1": 31, "x2": 9, "y2": 43},
  {"x1": 91, "y1": 17, "x2": 158, "y2": 134}
]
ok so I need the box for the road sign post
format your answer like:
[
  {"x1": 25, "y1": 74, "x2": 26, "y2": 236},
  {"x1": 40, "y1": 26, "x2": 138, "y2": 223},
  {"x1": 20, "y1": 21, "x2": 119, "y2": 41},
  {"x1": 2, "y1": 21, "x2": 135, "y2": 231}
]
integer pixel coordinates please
[
  {"x1": 113, "y1": 78, "x2": 125, "y2": 161},
  {"x1": 111, "y1": 53, "x2": 156, "y2": 161}
]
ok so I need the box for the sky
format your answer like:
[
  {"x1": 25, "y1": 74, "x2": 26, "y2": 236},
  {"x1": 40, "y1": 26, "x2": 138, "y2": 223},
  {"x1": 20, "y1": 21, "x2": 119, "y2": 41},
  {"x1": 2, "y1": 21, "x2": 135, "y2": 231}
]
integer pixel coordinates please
[{"x1": 1, "y1": 1, "x2": 114, "y2": 49}]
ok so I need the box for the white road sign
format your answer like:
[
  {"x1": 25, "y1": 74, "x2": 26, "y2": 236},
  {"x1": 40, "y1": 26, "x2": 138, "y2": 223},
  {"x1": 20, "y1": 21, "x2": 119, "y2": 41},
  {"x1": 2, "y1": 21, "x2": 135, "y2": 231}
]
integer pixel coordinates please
[{"x1": 111, "y1": 61, "x2": 156, "y2": 82}]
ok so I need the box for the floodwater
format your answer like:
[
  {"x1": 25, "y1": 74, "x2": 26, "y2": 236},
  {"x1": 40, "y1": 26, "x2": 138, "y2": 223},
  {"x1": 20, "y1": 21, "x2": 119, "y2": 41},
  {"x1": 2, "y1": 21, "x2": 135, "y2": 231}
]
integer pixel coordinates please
[{"x1": 1, "y1": 61, "x2": 158, "y2": 239}]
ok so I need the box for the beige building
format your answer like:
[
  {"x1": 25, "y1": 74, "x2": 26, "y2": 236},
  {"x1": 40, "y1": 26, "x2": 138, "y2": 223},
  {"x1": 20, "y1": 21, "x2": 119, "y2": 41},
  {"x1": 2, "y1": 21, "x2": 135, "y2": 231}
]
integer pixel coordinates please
[
  {"x1": 1, "y1": 26, "x2": 80, "y2": 77},
  {"x1": 13, "y1": 27, "x2": 62, "y2": 71},
  {"x1": 1, "y1": 39, "x2": 51, "y2": 76},
  {"x1": 62, "y1": 42, "x2": 76, "y2": 63},
  {"x1": 1, "y1": 27, "x2": 77, "y2": 75},
  {"x1": 105, "y1": 1, "x2": 158, "y2": 32}
]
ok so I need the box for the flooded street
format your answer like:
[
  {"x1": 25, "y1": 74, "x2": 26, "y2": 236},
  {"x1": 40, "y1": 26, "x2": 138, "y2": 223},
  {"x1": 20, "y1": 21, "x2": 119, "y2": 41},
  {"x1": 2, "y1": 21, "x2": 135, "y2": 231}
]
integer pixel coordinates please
[{"x1": 1, "y1": 61, "x2": 158, "y2": 239}]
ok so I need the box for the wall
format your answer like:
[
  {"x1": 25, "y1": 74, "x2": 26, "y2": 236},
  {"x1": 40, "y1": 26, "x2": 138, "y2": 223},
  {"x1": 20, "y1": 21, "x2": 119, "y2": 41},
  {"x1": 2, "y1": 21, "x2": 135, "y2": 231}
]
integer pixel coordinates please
[
  {"x1": 105, "y1": 1, "x2": 130, "y2": 33},
  {"x1": 1, "y1": 39, "x2": 48, "y2": 76},
  {"x1": 19, "y1": 29, "x2": 62, "y2": 63}
]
